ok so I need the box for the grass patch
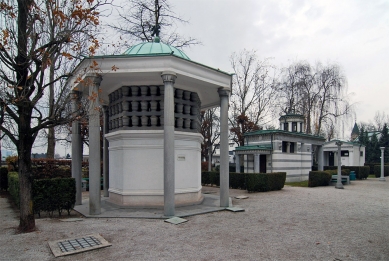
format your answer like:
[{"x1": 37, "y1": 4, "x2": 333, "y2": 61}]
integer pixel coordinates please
[
  {"x1": 284, "y1": 180, "x2": 309, "y2": 187},
  {"x1": 368, "y1": 175, "x2": 377, "y2": 179}
]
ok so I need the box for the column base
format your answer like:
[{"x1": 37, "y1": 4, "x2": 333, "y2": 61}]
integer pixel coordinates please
[
  {"x1": 335, "y1": 183, "x2": 344, "y2": 189},
  {"x1": 379, "y1": 177, "x2": 386, "y2": 181}
]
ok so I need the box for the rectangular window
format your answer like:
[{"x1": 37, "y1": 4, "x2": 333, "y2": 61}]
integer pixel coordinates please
[
  {"x1": 290, "y1": 142, "x2": 295, "y2": 153},
  {"x1": 360, "y1": 151, "x2": 363, "y2": 157},
  {"x1": 284, "y1": 123, "x2": 288, "y2": 131},
  {"x1": 282, "y1": 141, "x2": 295, "y2": 153},
  {"x1": 341, "y1": 150, "x2": 349, "y2": 157},
  {"x1": 282, "y1": 141, "x2": 287, "y2": 152},
  {"x1": 292, "y1": 122, "x2": 297, "y2": 132}
]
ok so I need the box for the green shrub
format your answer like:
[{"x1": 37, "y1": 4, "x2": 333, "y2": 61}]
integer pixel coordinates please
[
  {"x1": 0, "y1": 167, "x2": 8, "y2": 191},
  {"x1": 308, "y1": 171, "x2": 332, "y2": 187},
  {"x1": 246, "y1": 172, "x2": 286, "y2": 192},
  {"x1": 6, "y1": 155, "x2": 18, "y2": 171},
  {"x1": 229, "y1": 165, "x2": 236, "y2": 173},
  {"x1": 33, "y1": 178, "x2": 76, "y2": 216},
  {"x1": 201, "y1": 171, "x2": 219, "y2": 186},
  {"x1": 210, "y1": 172, "x2": 220, "y2": 186},
  {"x1": 343, "y1": 166, "x2": 370, "y2": 179},
  {"x1": 7, "y1": 172, "x2": 75, "y2": 216},
  {"x1": 229, "y1": 173, "x2": 246, "y2": 189},
  {"x1": 374, "y1": 165, "x2": 389, "y2": 178},
  {"x1": 202, "y1": 172, "x2": 286, "y2": 192},
  {"x1": 201, "y1": 171, "x2": 211, "y2": 185},
  {"x1": 267, "y1": 172, "x2": 287, "y2": 191},
  {"x1": 324, "y1": 166, "x2": 371, "y2": 178},
  {"x1": 324, "y1": 169, "x2": 350, "y2": 176},
  {"x1": 365, "y1": 163, "x2": 379, "y2": 174},
  {"x1": 8, "y1": 172, "x2": 19, "y2": 206}
]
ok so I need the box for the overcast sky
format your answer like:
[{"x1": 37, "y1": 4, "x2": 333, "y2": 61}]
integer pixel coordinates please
[
  {"x1": 27, "y1": 0, "x2": 389, "y2": 156},
  {"x1": 170, "y1": 0, "x2": 389, "y2": 125}
]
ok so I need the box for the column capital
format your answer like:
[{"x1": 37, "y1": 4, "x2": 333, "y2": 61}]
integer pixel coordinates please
[
  {"x1": 161, "y1": 71, "x2": 177, "y2": 83},
  {"x1": 218, "y1": 88, "x2": 230, "y2": 97},
  {"x1": 335, "y1": 141, "x2": 343, "y2": 146}
]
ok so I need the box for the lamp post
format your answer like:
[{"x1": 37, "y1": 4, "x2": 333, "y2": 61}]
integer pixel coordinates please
[
  {"x1": 380, "y1": 147, "x2": 386, "y2": 181},
  {"x1": 335, "y1": 141, "x2": 344, "y2": 189}
]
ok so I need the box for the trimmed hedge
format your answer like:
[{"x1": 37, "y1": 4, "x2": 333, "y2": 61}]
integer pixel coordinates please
[
  {"x1": 0, "y1": 167, "x2": 8, "y2": 191},
  {"x1": 229, "y1": 173, "x2": 246, "y2": 189},
  {"x1": 202, "y1": 172, "x2": 286, "y2": 192},
  {"x1": 324, "y1": 169, "x2": 350, "y2": 176},
  {"x1": 246, "y1": 173, "x2": 286, "y2": 192},
  {"x1": 308, "y1": 171, "x2": 332, "y2": 187},
  {"x1": 365, "y1": 163, "x2": 379, "y2": 174},
  {"x1": 8, "y1": 172, "x2": 20, "y2": 206},
  {"x1": 33, "y1": 178, "x2": 76, "y2": 216},
  {"x1": 374, "y1": 165, "x2": 389, "y2": 178},
  {"x1": 324, "y1": 166, "x2": 369, "y2": 179},
  {"x1": 7, "y1": 171, "x2": 75, "y2": 216}
]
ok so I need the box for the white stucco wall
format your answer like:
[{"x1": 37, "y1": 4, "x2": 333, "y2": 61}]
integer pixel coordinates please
[{"x1": 106, "y1": 130, "x2": 203, "y2": 206}]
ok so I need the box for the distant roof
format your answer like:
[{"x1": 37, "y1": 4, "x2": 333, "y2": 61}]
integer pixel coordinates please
[
  {"x1": 235, "y1": 144, "x2": 272, "y2": 151},
  {"x1": 279, "y1": 113, "x2": 304, "y2": 121},
  {"x1": 122, "y1": 37, "x2": 191, "y2": 60},
  {"x1": 244, "y1": 129, "x2": 325, "y2": 140},
  {"x1": 324, "y1": 139, "x2": 364, "y2": 147}
]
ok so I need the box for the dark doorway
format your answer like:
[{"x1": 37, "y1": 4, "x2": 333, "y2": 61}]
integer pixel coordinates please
[
  {"x1": 260, "y1": 155, "x2": 267, "y2": 173},
  {"x1": 329, "y1": 152, "x2": 334, "y2": 166}
]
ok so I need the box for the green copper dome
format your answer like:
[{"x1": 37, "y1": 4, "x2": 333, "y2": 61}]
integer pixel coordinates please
[{"x1": 123, "y1": 37, "x2": 190, "y2": 60}]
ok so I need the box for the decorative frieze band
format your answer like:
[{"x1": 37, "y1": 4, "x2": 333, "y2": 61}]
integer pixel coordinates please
[{"x1": 107, "y1": 86, "x2": 201, "y2": 133}]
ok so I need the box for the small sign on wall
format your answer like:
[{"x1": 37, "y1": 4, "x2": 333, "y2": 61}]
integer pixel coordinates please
[{"x1": 177, "y1": 155, "x2": 186, "y2": 161}]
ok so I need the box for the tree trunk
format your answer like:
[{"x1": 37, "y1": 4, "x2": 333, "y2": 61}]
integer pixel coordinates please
[
  {"x1": 16, "y1": 0, "x2": 36, "y2": 232},
  {"x1": 47, "y1": 127, "x2": 55, "y2": 158},
  {"x1": 18, "y1": 116, "x2": 35, "y2": 232},
  {"x1": 46, "y1": 60, "x2": 56, "y2": 159}
]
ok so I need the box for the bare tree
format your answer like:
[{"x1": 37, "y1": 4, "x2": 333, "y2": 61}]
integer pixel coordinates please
[
  {"x1": 278, "y1": 61, "x2": 353, "y2": 137},
  {"x1": 109, "y1": 0, "x2": 200, "y2": 49},
  {"x1": 0, "y1": 0, "x2": 108, "y2": 232},
  {"x1": 200, "y1": 108, "x2": 220, "y2": 170},
  {"x1": 313, "y1": 62, "x2": 352, "y2": 136},
  {"x1": 229, "y1": 49, "x2": 278, "y2": 146},
  {"x1": 373, "y1": 111, "x2": 389, "y2": 131}
]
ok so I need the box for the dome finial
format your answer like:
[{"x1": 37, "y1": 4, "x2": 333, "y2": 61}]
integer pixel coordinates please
[{"x1": 150, "y1": 23, "x2": 161, "y2": 43}]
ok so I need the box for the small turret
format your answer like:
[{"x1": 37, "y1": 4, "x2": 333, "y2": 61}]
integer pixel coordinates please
[{"x1": 279, "y1": 113, "x2": 305, "y2": 132}]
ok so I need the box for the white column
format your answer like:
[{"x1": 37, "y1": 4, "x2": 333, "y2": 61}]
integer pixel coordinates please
[
  {"x1": 161, "y1": 72, "x2": 177, "y2": 217},
  {"x1": 317, "y1": 145, "x2": 324, "y2": 171},
  {"x1": 380, "y1": 147, "x2": 386, "y2": 181},
  {"x1": 88, "y1": 76, "x2": 103, "y2": 214},
  {"x1": 254, "y1": 154, "x2": 260, "y2": 173},
  {"x1": 235, "y1": 154, "x2": 240, "y2": 173},
  {"x1": 103, "y1": 105, "x2": 109, "y2": 197},
  {"x1": 71, "y1": 91, "x2": 82, "y2": 205},
  {"x1": 218, "y1": 88, "x2": 230, "y2": 207},
  {"x1": 335, "y1": 141, "x2": 344, "y2": 189}
]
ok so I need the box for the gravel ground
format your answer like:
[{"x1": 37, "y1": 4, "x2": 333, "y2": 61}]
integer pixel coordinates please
[{"x1": 1, "y1": 179, "x2": 389, "y2": 261}]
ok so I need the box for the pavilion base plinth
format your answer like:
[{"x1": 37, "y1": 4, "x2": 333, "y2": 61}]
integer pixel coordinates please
[{"x1": 107, "y1": 188, "x2": 203, "y2": 208}]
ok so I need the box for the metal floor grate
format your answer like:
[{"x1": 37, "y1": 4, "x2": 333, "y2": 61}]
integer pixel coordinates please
[
  {"x1": 49, "y1": 234, "x2": 111, "y2": 257},
  {"x1": 58, "y1": 236, "x2": 101, "y2": 252}
]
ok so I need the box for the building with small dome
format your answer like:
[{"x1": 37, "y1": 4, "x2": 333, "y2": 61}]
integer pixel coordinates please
[
  {"x1": 68, "y1": 37, "x2": 232, "y2": 216},
  {"x1": 235, "y1": 113, "x2": 326, "y2": 182}
]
